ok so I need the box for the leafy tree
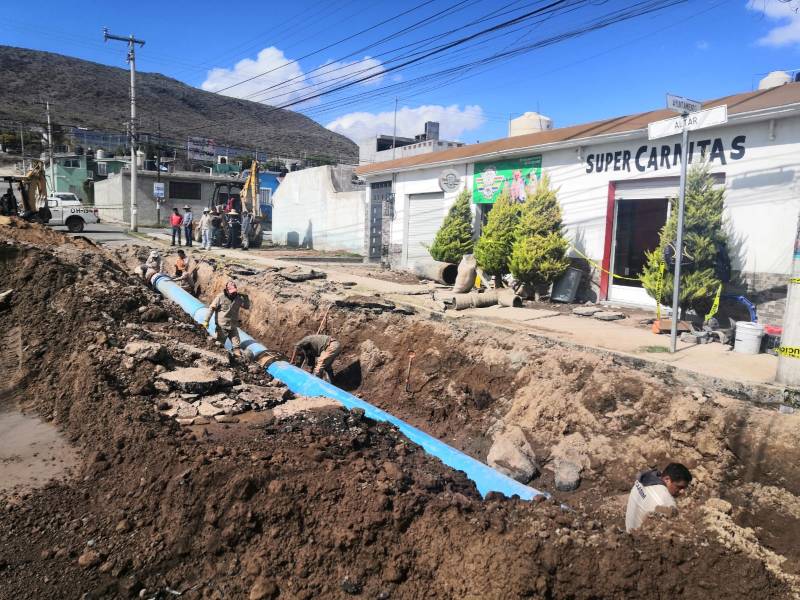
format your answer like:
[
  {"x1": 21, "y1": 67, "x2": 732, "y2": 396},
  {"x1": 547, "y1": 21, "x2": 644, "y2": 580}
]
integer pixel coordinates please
[
  {"x1": 474, "y1": 190, "x2": 520, "y2": 285},
  {"x1": 641, "y1": 165, "x2": 730, "y2": 317},
  {"x1": 428, "y1": 189, "x2": 474, "y2": 264},
  {"x1": 509, "y1": 174, "x2": 569, "y2": 288}
]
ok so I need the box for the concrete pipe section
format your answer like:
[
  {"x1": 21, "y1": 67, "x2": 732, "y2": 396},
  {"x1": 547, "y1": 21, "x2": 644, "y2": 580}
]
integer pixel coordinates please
[{"x1": 151, "y1": 274, "x2": 548, "y2": 501}]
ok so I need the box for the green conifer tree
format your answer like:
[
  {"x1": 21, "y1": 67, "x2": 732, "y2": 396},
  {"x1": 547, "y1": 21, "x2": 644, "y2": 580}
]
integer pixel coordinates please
[
  {"x1": 428, "y1": 189, "x2": 474, "y2": 264},
  {"x1": 640, "y1": 165, "x2": 731, "y2": 317},
  {"x1": 509, "y1": 174, "x2": 569, "y2": 288},
  {"x1": 474, "y1": 190, "x2": 519, "y2": 284}
]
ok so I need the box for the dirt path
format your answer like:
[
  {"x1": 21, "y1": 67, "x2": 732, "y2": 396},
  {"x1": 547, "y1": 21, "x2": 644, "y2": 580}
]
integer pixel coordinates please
[{"x1": 0, "y1": 220, "x2": 796, "y2": 599}]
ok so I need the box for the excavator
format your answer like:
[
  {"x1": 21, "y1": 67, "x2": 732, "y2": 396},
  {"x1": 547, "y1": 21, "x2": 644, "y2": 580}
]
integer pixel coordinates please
[
  {"x1": 207, "y1": 160, "x2": 265, "y2": 248},
  {"x1": 0, "y1": 160, "x2": 51, "y2": 222}
]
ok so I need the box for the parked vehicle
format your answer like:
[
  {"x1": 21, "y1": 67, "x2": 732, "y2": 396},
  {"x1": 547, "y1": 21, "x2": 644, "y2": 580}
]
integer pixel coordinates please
[{"x1": 45, "y1": 196, "x2": 99, "y2": 232}]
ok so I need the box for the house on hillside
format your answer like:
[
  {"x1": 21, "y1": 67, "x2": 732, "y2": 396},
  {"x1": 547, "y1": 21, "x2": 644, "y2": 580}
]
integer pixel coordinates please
[
  {"x1": 355, "y1": 79, "x2": 800, "y2": 326},
  {"x1": 50, "y1": 153, "x2": 127, "y2": 203}
]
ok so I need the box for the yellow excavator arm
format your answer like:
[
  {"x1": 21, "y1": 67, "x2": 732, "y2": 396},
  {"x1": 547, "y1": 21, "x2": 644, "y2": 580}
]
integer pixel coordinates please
[{"x1": 240, "y1": 160, "x2": 261, "y2": 218}]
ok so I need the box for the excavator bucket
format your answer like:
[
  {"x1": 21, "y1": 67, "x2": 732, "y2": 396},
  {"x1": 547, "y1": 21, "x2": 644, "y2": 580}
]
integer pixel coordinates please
[{"x1": 20, "y1": 161, "x2": 50, "y2": 221}]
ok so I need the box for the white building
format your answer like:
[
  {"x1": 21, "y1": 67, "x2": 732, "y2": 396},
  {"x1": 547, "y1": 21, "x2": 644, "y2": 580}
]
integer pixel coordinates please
[
  {"x1": 356, "y1": 82, "x2": 800, "y2": 325},
  {"x1": 271, "y1": 165, "x2": 368, "y2": 255}
]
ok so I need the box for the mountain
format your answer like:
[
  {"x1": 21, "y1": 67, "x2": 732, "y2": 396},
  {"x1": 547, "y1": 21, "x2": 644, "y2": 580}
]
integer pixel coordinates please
[{"x1": 0, "y1": 45, "x2": 358, "y2": 163}]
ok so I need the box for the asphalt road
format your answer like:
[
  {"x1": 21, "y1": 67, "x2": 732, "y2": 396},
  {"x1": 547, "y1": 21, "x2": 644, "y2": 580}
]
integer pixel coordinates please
[{"x1": 52, "y1": 223, "x2": 149, "y2": 247}]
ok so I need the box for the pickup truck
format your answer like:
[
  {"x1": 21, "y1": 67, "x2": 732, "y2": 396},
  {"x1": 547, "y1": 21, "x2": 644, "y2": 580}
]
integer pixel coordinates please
[{"x1": 44, "y1": 195, "x2": 100, "y2": 233}]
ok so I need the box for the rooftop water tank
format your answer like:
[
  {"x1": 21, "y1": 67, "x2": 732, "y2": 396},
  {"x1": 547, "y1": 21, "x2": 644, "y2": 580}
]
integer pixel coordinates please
[
  {"x1": 508, "y1": 112, "x2": 553, "y2": 137},
  {"x1": 758, "y1": 71, "x2": 792, "y2": 90},
  {"x1": 95, "y1": 148, "x2": 106, "y2": 159}
]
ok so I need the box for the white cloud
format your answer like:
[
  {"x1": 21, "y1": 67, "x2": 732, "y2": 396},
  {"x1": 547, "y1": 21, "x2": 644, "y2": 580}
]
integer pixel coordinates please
[
  {"x1": 325, "y1": 104, "x2": 486, "y2": 143},
  {"x1": 696, "y1": 40, "x2": 710, "y2": 50},
  {"x1": 201, "y1": 48, "x2": 385, "y2": 106},
  {"x1": 747, "y1": 0, "x2": 800, "y2": 46}
]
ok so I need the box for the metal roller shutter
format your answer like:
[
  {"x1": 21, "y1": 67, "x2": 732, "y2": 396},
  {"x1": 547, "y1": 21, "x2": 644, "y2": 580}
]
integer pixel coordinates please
[
  {"x1": 406, "y1": 192, "x2": 446, "y2": 265},
  {"x1": 615, "y1": 177, "x2": 679, "y2": 200},
  {"x1": 615, "y1": 173, "x2": 724, "y2": 200}
]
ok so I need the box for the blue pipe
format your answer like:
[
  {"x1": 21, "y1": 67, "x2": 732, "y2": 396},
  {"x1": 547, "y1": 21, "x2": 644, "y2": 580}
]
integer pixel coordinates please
[{"x1": 151, "y1": 274, "x2": 548, "y2": 500}]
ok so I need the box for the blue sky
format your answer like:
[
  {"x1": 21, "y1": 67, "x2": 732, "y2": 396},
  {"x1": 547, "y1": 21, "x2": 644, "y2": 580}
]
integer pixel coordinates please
[{"x1": 3, "y1": 0, "x2": 800, "y2": 145}]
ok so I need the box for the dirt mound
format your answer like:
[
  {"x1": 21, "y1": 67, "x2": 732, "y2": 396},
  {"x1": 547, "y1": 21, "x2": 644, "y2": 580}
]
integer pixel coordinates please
[{"x1": 0, "y1": 226, "x2": 793, "y2": 599}]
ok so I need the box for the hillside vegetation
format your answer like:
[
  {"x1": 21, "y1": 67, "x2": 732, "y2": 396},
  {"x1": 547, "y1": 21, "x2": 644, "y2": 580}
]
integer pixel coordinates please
[{"x1": 0, "y1": 45, "x2": 357, "y2": 163}]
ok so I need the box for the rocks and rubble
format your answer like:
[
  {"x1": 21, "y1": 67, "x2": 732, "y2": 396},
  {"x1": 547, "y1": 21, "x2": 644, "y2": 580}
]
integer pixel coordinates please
[{"x1": 157, "y1": 367, "x2": 223, "y2": 394}]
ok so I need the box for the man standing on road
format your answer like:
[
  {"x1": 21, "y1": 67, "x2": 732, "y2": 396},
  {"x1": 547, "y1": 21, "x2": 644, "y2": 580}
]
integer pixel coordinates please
[
  {"x1": 170, "y1": 208, "x2": 183, "y2": 246},
  {"x1": 226, "y1": 209, "x2": 242, "y2": 249},
  {"x1": 183, "y1": 205, "x2": 194, "y2": 247},
  {"x1": 199, "y1": 208, "x2": 212, "y2": 250},
  {"x1": 204, "y1": 280, "x2": 251, "y2": 357},
  {"x1": 293, "y1": 334, "x2": 341, "y2": 382},
  {"x1": 625, "y1": 463, "x2": 692, "y2": 532}
]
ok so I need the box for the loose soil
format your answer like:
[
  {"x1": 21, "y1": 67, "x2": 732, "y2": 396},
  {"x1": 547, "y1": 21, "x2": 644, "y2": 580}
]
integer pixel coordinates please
[{"x1": 0, "y1": 220, "x2": 797, "y2": 598}]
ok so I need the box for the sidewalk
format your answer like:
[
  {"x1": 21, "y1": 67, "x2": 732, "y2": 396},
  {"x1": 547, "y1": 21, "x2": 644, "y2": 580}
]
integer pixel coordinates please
[{"x1": 136, "y1": 229, "x2": 782, "y2": 399}]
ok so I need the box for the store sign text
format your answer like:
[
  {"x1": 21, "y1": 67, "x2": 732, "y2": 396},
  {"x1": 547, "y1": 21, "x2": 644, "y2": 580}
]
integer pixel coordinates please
[{"x1": 585, "y1": 135, "x2": 746, "y2": 174}]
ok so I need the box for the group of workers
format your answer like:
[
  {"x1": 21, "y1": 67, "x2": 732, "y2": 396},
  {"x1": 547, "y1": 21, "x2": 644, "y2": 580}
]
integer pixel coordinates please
[
  {"x1": 203, "y1": 279, "x2": 340, "y2": 377},
  {"x1": 136, "y1": 250, "x2": 340, "y2": 377},
  {"x1": 168, "y1": 204, "x2": 253, "y2": 250},
  {"x1": 136, "y1": 245, "x2": 694, "y2": 533}
]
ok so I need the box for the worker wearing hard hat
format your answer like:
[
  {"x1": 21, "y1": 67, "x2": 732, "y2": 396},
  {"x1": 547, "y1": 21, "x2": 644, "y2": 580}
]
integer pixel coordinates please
[
  {"x1": 204, "y1": 280, "x2": 250, "y2": 356},
  {"x1": 625, "y1": 463, "x2": 692, "y2": 532}
]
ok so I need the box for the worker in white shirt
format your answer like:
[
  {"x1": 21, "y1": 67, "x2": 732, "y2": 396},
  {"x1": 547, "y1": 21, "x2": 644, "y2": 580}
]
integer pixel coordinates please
[{"x1": 625, "y1": 462, "x2": 692, "y2": 533}]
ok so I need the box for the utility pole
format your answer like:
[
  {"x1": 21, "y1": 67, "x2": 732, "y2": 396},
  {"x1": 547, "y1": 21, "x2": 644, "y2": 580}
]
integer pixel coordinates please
[
  {"x1": 392, "y1": 97, "x2": 398, "y2": 160},
  {"x1": 19, "y1": 123, "x2": 25, "y2": 173},
  {"x1": 669, "y1": 114, "x2": 690, "y2": 353},
  {"x1": 104, "y1": 28, "x2": 145, "y2": 231},
  {"x1": 777, "y1": 214, "x2": 800, "y2": 388},
  {"x1": 45, "y1": 100, "x2": 56, "y2": 195},
  {"x1": 156, "y1": 121, "x2": 161, "y2": 226}
]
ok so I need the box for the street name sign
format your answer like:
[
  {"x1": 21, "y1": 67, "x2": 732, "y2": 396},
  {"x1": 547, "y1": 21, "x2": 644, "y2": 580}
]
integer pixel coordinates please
[
  {"x1": 666, "y1": 93, "x2": 702, "y2": 114},
  {"x1": 648, "y1": 105, "x2": 727, "y2": 141}
]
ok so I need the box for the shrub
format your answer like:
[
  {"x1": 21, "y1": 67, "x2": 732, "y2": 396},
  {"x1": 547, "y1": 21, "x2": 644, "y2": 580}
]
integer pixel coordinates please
[
  {"x1": 474, "y1": 190, "x2": 519, "y2": 282},
  {"x1": 509, "y1": 175, "x2": 569, "y2": 288},
  {"x1": 428, "y1": 189, "x2": 474, "y2": 264},
  {"x1": 640, "y1": 165, "x2": 731, "y2": 317}
]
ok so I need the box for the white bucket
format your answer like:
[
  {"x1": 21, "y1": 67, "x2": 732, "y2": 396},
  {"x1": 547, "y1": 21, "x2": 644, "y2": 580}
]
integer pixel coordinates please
[{"x1": 734, "y1": 321, "x2": 764, "y2": 354}]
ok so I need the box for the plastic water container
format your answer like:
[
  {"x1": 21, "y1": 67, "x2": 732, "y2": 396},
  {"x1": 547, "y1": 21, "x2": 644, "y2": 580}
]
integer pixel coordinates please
[
  {"x1": 552, "y1": 267, "x2": 583, "y2": 303},
  {"x1": 734, "y1": 321, "x2": 764, "y2": 354}
]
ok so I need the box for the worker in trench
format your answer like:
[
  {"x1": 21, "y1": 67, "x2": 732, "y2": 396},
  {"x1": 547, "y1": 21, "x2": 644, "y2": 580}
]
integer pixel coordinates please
[
  {"x1": 625, "y1": 462, "x2": 692, "y2": 532},
  {"x1": 204, "y1": 280, "x2": 250, "y2": 358},
  {"x1": 173, "y1": 249, "x2": 197, "y2": 296},
  {"x1": 136, "y1": 250, "x2": 162, "y2": 286},
  {"x1": 293, "y1": 334, "x2": 341, "y2": 382}
]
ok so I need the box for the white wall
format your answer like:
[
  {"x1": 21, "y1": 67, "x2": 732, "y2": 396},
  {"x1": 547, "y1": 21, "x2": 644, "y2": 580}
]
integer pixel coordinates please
[
  {"x1": 386, "y1": 164, "x2": 474, "y2": 266},
  {"x1": 371, "y1": 114, "x2": 800, "y2": 276},
  {"x1": 272, "y1": 166, "x2": 367, "y2": 254}
]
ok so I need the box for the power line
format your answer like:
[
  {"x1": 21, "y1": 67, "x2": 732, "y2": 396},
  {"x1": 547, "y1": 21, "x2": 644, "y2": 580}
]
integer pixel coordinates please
[{"x1": 210, "y1": 0, "x2": 440, "y2": 95}]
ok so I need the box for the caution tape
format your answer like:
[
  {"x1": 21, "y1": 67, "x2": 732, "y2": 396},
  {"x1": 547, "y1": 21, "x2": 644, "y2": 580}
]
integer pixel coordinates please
[
  {"x1": 568, "y1": 245, "x2": 641, "y2": 282},
  {"x1": 705, "y1": 284, "x2": 723, "y2": 321},
  {"x1": 791, "y1": 277, "x2": 800, "y2": 285},
  {"x1": 777, "y1": 346, "x2": 800, "y2": 359},
  {"x1": 655, "y1": 262, "x2": 666, "y2": 320}
]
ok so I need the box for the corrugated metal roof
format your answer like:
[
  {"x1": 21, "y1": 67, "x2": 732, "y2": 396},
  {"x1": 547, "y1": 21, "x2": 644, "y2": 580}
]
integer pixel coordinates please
[{"x1": 356, "y1": 82, "x2": 800, "y2": 176}]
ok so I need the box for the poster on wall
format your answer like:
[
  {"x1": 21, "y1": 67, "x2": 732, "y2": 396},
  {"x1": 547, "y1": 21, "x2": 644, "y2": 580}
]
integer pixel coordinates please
[{"x1": 472, "y1": 155, "x2": 542, "y2": 204}]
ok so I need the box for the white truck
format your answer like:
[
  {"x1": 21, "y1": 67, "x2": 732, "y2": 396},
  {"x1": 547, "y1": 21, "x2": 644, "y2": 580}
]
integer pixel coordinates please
[{"x1": 44, "y1": 194, "x2": 100, "y2": 233}]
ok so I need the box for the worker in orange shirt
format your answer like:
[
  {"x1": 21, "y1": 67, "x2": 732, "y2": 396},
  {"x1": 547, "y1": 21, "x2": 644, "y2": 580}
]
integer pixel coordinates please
[{"x1": 170, "y1": 207, "x2": 183, "y2": 246}]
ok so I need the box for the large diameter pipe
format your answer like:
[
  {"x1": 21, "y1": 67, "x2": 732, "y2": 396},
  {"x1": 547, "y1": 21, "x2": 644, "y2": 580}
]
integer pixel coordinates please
[
  {"x1": 410, "y1": 260, "x2": 458, "y2": 286},
  {"x1": 151, "y1": 274, "x2": 548, "y2": 501}
]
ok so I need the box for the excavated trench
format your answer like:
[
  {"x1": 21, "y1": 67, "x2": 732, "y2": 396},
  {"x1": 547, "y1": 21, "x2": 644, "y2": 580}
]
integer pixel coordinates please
[
  {"x1": 0, "y1": 227, "x2": 798, "y2": 598},
  {"x1": 190, "y1": 257, "x2": 800, "y2": 579}
]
